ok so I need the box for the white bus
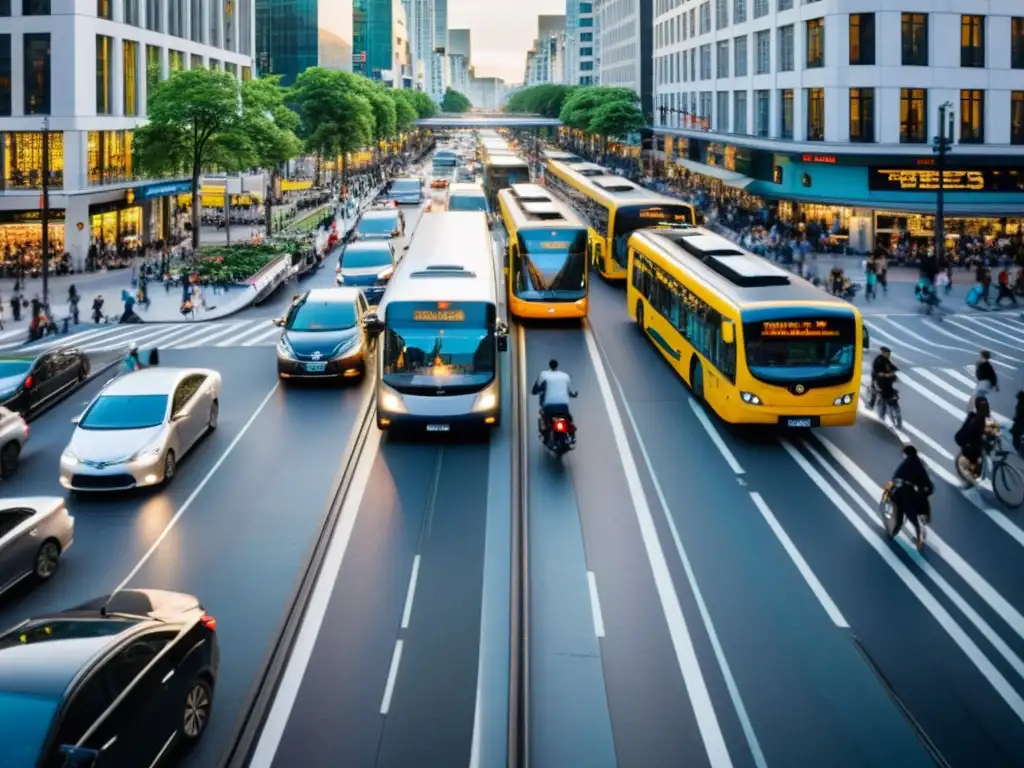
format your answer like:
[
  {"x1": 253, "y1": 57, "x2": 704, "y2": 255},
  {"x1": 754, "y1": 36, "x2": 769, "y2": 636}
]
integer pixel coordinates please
[{"x1": 364, "y1": 212, "x2": 509, "y2": 433}]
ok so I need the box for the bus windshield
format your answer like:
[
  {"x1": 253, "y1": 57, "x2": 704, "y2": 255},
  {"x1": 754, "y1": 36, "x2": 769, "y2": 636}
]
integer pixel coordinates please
[
  {"x1": 383, "y1": 302, "x2": 496, "y2": 393},
  {"x1": 742, "y1": 315, "x2": 857, "y2": 385},
  {"x1": 514, "y1": 229, "x2": 588, "y2": 300},
  {"x1": 612, "y1": 203, "x2": 695, "y2": 267}
]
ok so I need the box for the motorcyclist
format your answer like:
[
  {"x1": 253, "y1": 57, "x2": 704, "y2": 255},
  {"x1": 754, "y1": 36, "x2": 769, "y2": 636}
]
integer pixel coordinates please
[
  {"x1": 532, "y1": 359, "x2": 577, "y2": 439},
  {"x1": 123, "y1": 342, "x2": 144, "y2": 373},
  {"x1": 891, "y1": 444, "x2": 934, "y2": 551},
  {"x1": 955, "y1": 395, "x2": 992, "y2": 477},
  {"x1": 867, "y1": 346, "x2": 898, "y2": 409}
]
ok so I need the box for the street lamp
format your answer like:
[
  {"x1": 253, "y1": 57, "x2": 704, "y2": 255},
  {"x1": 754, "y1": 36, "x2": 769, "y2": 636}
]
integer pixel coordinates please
[
  {"x1": 41, "y1": 116, "x2": 51, "y2": 305},
  {"x1": 931, "y1": 101, "x2": 955, "y2": 278}
]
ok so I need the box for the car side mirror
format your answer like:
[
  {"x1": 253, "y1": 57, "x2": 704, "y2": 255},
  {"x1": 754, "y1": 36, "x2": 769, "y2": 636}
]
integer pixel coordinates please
[
  {"x1": 59, "y1": 746, "x2": 99, "y2": 767},
  {"x1": 274, "y1": 317, "x2": 285, "y2": 327},
  {"x1": 70, "y1": 416, "x2": 80, "y2": 425},
  {"x1": 496, "y1": 320, "x2": 509, "y2": 352},
  {"x1": 363, "y1": 312, "x2": 383, "y2": 335}
]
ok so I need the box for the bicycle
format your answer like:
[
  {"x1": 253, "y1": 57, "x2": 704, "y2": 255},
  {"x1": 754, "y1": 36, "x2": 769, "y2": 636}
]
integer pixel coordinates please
[
  {"x1": 878, "y1": 480, "x2": 928, "y2": 547},
  {"x1": 867, "y1": 382, "x2": 902, "y2": 430},
  {"x1": 955, "y1": 423, "x2": 1024, "y2": 509}
]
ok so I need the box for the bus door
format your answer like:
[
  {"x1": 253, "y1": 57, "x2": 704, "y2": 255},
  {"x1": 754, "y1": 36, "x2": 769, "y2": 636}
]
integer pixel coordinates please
[{"x1": 589, "y1": 240, "x2": 602, "y2": 272}]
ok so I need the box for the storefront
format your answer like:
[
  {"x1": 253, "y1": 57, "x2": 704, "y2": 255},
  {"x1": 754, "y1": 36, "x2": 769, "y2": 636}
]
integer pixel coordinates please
[
  {"x1": 89, "y1": 200, "x2": 142, "y2": 247},
  {"x1": 0, "y1": 209, "x2": 66, "y2": 255},
  {"x1": 129, "y1": 179, "x2": 192, "y2": 245}
]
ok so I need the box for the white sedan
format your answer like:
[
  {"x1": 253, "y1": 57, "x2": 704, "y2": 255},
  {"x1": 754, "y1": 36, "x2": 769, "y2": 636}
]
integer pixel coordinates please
[
  {"x1": 0, "y1": 497, "x2": 74, "y2": 596},
  {"x1": 60, "y1": 367, "x2": 221, "y2": 493}
]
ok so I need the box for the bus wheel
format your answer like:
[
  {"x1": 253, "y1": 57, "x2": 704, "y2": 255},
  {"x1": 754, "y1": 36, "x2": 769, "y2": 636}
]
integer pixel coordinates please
[
  {"x1": 690, "y1": 358, "x2": 705, "y2": 402},
  {"x1": 635, "y1": 300, "x2": 645, "y2": 332}
]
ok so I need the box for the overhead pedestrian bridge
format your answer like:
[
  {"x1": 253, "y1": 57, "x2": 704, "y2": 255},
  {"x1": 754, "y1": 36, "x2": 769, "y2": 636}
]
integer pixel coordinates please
[{"x1": 415, "y1": 115, "x2": 562, "y2": 129}]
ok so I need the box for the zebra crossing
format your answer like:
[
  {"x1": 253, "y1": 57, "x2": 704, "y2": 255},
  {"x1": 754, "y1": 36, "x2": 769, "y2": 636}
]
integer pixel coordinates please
[{"x1": 0, "y1": 318, "x2": 283, "y2": 356}]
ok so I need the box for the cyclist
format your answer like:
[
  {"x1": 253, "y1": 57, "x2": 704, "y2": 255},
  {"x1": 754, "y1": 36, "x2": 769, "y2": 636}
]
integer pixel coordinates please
[
  {"x1": 955, "y1": 396, "x2": 992, "y2": 479},
  {"x1": 867, "y1": 346, "x2": 898, "y2": 411},
  {"x1": 891, "y1": 444, "x2": 934, "y2": 551}
]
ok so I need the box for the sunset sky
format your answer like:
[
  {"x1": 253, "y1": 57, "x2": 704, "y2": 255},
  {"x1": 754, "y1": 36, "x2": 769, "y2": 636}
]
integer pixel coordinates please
[{"x1": 448, "y1": 0, "x2": 564, "y2": 83}]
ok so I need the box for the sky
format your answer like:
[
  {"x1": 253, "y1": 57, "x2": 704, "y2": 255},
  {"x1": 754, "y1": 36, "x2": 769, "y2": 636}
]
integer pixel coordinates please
[{"x1": 448, "y1": 0, "x2": 564, "y2": 84}]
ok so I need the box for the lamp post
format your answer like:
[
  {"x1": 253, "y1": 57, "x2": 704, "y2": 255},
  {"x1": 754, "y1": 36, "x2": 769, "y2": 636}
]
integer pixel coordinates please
[
  {"x1": 931, "y1": 101, "x2": 954, "y2": 280},
  {"x1": 41, "y1": 116, "x2": 50, "y2": 305}
]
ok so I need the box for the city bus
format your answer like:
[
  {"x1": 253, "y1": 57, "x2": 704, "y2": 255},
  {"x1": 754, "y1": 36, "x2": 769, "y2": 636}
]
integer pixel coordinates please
[
  {"x1": 544, "y1": 159, "x2": 696, "y2": 281},
  {"x1": 482, "y1": 155, "x2": 531, "y2": 211},
  {"x1": 498, "y1": 183, "x2": 588, "y2": 319},
  {"x1": 543, "y1": 150, "x2": 586, "y2": 165},
  {"x1": 626, "y1": 225, "x2": 866, "y2": 427},
  {"x1": 364, "y1": 212, "x2": 509, "y2": 433}
]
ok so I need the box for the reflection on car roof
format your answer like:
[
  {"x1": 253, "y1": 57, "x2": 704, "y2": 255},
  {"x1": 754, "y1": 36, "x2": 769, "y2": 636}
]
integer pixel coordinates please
[
  {"x1": 305, "y1": 287, "x2": 361, "y2": 303},
  {"x1": 343, "y1": 240, "x2": 392, "y2": 252},
  {"x1": 102, "y1": 367, "x2": 212, "y2": 396},
  {"x1": 360, "y1": 209, "x2": 398, "y2": 220}
]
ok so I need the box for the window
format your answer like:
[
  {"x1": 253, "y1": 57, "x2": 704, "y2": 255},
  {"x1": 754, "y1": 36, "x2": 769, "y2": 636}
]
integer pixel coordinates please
[
  {"x1": 0, "y1": 0, "x2": 7, "y2": 14},
  {"x1": 901, "y1": 13, "x2": 927, "y2": 66},
  {"x1": 734, "y1": 90, "x2": 747, "y2": 134},
  {"x1": 715, "y1": 0, "x2": 728, "y2": 29},
  {"x1": 806, "y1": 18, "x2": 824, "y2": 68},
  {"x1": 960, "y1": 15, "x2": 984, "y2": 68},
  {"x1": 3, "y1": 131, "x2": 64, "y2": 188},
  {"x1": 146, "y1": 44, "x2": 160, "y2": 91},
  {"x1": 580, "y1": 32, "x2": 593, "y2": 42},
  {"x1": 125, "y1": 0, "x2": 139, "y2": 26},
  {"x1": 97, "y1": 0, "x2": 111, "y2": 18},
  {"x1": 717, "y1": 91, "x2": 729, "y2": 131},
  {"x1": 960, "y1": 89, "x2": 984, "y2": 143},
  {"x1": 699, "y1": 2, "x2": 711, "y2": 35},
  {"x1": 778, "y1": 25, "x2": 794, "y2": 72},
  {"x1": 734, "y1": 35, "x2": 747, "y2": 76},
  {"x1": 242, "y1": 66, "x2": 252, "y2": 81},
  {"x1": 168, "y1": 0, "x2": 184, "y2": 37},
  {"x1": 22, "y1": 0, "x2": 49, "y2": 13},
  {"x1": 849, "y1": 13, "x2": 875, "y2": 65},
  {"x1": 899, "y1": 88, "x2": 927, "y2": 143},
  {"x1": 209, "y1": 1, "x2": 221, "y2": 47},
  {"x1": 755, "y1": 90, "x2": 769, "y2": 137},
  {"x1": 580, "y1": 47, "x2": 593, "y2": 56},
  {"x1": 849, "y1": 88, "x2": 874, "y2": 143},
  {"x1": 1013, "y1": 19, "x2": 1024, "y2": 69},
  {"x1": 700, "y1": 44, "x2": 711, "y2": 79},
  {"x1": 806, "y1": 88, "x2": 824, "y2": 140},
  {"x1": 580, "y1": 1, "x2": 592, "y2": 10},
  {"x1": 717, "y1": 40, "x2": 729, "y2": 78},
  {"x1": 700, "y1": 92, "x2": 713, "y2": 123},
  {"x1": 224, "y1": 0, "x2": 235, "y2": 51},
  {"x1": 1012, "y1": 92, "x2": 1024, "y2": 145},
  {"x1": 0, "y1": 35, "x2": 9, "y2": 116},
  {"x1": 754, "y1": 0, "x2": 767, "y2": 19},
  {"x1": 733, "y1": 0, "x2": 745, "y2": 24},
  {"x1": 23, "y1": 34, "x2": 50, "y2": 114},
  {"x1": 778, "y1": 0, "x2": 793, "y2": 10},
  {"x1": 146, "y1": 0, "x2": 160, "y2": 31},
  {"x1": 780, "y1": 89, "x2": 793, "y2": 138},
  {"x1": 123, "y1": 41, "x2": 138, "y2": 116},
  {"x1": 755, "y1": 30, "x2": 770, "y2": 74},
  {"x1": 169, "y1": 50, "x2": 184, "y2": 73},
  {"x1": 96, "y1": 36, "x2": 112, "y2": 115}
]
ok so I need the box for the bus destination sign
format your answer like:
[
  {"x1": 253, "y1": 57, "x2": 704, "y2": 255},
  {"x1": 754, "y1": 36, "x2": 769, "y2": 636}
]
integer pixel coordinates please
[
  {"x1": 413, "y1": 309, "x2": 465, "y2": 322},
  {"x1": 760, "y1": 320, "x2": 840, "y2": 338},
  {"x1": 639, "y1": 208, "x2": 689, "y2": 221}
]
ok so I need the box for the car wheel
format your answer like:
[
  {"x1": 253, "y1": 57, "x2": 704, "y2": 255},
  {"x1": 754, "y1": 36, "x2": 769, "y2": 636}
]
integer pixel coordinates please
[
  {"x1": 33, "y1": 540, "x2": 61, "y2": 581},
  {"x1": 163, "y1": 450, "x2": 177, "y2": 483},
  {"x1": 0, "y1": 441, "x2": 20, "y2": 479},
  {"x1": 208, "y1": 400, "x2": 219, "y2": 431},
  {"x1": 78, "y1": 361, "x2": 90, "y2": 383},
  {"x1": 181, "y1": 677, "x2": 213, "y2": 743}
]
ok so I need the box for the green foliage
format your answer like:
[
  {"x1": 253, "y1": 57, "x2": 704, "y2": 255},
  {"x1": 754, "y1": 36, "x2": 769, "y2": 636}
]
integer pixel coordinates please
[
  {"x1": 241, "y1": 75, "x2": 303, "y2": 169},
  {"x1": 391, "y1": 90, "x2": 419, "y2": 132},
  {"x1": 440, "y1": 88, "x2": 472, "y2": 113},
  {"x1": 405, "y1": 90, "x2": 438, "y2": 119},
  {"x1": 588, "y1": 99, "x2": 646, "y2": 140},
  {"x1": 289, "y1": 68, "x2": 374, "y2": 160},
  {"x1": 559, "y1": 86, "x2": 639, "y2": 132},
  {"x1": 195, "y1": 243, "x2": 284, "y2": 281},
  {"x1": 504, "y1": 84, "x2": 575, "y2": 118}
]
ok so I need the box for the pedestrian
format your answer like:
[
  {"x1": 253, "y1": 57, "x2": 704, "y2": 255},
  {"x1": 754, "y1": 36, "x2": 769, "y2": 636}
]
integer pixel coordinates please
[
  {"x1": 996, "y1": 268, "x2": 1018, "y2": 306},
  {"x1": 969, "y1": 350, "x2": 998, "y2": 412},
  {"x1": 68, "y1": 284, "x2": 80, "y2": 324},
  {"x1": 92, "y1": 295, "x2": 104, "y2": 324},
  {"x1": 10, "y1": 295, "x2": 20, "y2": 323},
  {"x1": 149, "y1": 347, "x2": 160, "y2": 366}
]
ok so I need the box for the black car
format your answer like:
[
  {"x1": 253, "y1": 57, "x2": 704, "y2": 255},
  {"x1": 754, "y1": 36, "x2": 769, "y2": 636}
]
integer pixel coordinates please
[
  {"x1": 0, "y1": 348, "x2": 90, "y2": 419},
  {"x1": 275, "y1": 287, "x2": 373, "y2": 382},
  {"x1": 0, "y1": 589, "x2": 219, "y2": 768},
  {"x1": 336, "y1": 240, "x2": 396, "y2": 304},
  {"x1": 349, "y1": 208, "x2": 405, "y2": 242}
]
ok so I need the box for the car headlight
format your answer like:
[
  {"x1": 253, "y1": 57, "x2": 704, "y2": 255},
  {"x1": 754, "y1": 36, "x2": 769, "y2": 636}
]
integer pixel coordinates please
[
  {"x1": 277, "y1": 338, "x2": 295, "y2": 358},
  {"x1": 380, "y1": 391, "x2": 406, "y2": 413},
  {"x1": 473, "y1": 392, "x2": 497, "y2": 412},
  {"x1": 61, "y1": 449, "x2": 79, "y2": 465},
  {"x1": 331, "y1": 336, "x2": 362, "y2": 359},
  {"x1": 833, "y1": 393, "x2": 854, "y2": 406},
  {"x1": 740, "y1": 391, "x2": 762, "y2": 405}
]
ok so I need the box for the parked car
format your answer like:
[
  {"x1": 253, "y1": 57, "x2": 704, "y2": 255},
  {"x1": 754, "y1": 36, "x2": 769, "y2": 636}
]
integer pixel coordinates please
[
  {"x1": 0, "y1": 407, "x2": 29, "y2": 478},
  {"x1": 0, "y1": 589, "x2": 219, "y2": 767},
  {"x1": 0, "y1": 348, "x2": 90, "y2": 419},
  {"x1": 0, "y1": 497, "x2": 74, "y2": 597}
]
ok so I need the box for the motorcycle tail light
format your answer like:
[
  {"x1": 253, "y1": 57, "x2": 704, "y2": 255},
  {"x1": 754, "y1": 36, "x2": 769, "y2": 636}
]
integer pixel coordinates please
[
  {"x1": 200, "y1": 613, "x2": 217, "y2": 631},
  {"x1": 553, "y1": 418, "x2": 568, "y2": 433},
  {"x1": 23, "y1": 375, "x2": 33, "y2": 389}
]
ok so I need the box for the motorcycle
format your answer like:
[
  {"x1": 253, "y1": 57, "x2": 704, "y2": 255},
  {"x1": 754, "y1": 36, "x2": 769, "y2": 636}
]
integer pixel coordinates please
[{"x1": 541, "y1": 412, "x2": 577, "y2": 455}]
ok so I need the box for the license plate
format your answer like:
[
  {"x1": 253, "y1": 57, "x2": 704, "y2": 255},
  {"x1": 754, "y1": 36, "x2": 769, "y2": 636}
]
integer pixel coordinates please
[
  {"x1": 426, "y1": 424, "x2": 450, "y2": 432},
  {"x1": 305, "y1": 363, "x2": 327, "y2": 372},
  {"x1": 786, "y1": 417, "x2": 813, "y2": 428}
]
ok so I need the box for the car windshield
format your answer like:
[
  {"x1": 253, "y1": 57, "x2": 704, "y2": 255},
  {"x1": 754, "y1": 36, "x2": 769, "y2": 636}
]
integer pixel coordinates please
[
  {"x1": 448, "y1": 195, "x2": 487, "y2": 212},
  {"x1": 79, "y1": 395, "x2": 168, "y2": 430},
  {"x1": 392, "y1": 180, "x2": 419, "y2": 193},
  {"x1": 0, "y1": 360, "x2": 32, "y2": 377},
  {"x1": 0, "y1": 692, "x2": 58, "y2": 767},
  {"x1": 743, "y1": 315, "x2": 857, "y2": 385},
  {"x1": 357, "y1": 216, "x2": 396, "y2": 236},
  {"x1": 286, "y1": 300, "x2": 357, "y2": 331},
  {"x1": 342, "y1": 247, "x2": 392, "y2": 269}
]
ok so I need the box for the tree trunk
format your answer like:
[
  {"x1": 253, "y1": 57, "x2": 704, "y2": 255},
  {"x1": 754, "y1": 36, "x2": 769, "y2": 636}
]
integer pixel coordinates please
[
  {"x1": 191, "y1": 167, "x2": 201, "y2": 253},
  {"x1": 314, "y1": 154, "x2": 322, "y2": 187}
]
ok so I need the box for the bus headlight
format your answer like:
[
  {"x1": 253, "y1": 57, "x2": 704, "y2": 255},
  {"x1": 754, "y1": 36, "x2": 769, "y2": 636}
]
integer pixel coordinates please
[
  {"x1": 740, "y1": 392, "x2": 762, "y2": 405},
  {"x1": 380, "y1": 392, "x2": 406, "y2": 413},
  {"x1": 473, "y1": 392, "x2": 497, "y2": 412},
  {"x1": 833, "y1": 393, "x2": 854, "y2": 406}
]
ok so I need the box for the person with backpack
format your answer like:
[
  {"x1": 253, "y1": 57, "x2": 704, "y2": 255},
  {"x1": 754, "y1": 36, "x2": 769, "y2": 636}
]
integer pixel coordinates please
[{"x1": 996, "y1": 268, "x2": 1018, "y2": 306}]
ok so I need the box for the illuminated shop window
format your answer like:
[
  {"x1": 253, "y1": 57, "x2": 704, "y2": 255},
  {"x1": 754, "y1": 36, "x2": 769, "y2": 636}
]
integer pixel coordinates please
[{"x1": 2, "y1": 131, "x2": 63, "y2": 189}]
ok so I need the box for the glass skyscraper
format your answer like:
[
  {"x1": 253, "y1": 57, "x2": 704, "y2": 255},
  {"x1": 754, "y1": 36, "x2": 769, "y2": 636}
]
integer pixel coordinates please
[{"x1": 255, "y1": 0, "x2": 354, "y2": 85}]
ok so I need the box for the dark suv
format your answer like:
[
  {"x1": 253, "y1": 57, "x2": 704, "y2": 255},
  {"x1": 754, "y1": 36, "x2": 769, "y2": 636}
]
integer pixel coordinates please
[{"x1": 0, "y1": 589, "x2": 219, "y2": 767}]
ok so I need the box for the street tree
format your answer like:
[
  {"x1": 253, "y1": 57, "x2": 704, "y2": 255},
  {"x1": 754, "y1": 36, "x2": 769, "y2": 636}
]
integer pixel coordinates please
[
  {"x1": 133, "y1": 67, "x2": 255, "y2": 251},
  {"x1": 588, "y1": 99, "x2": 646, "y2": 148},
  {"x1": 391, "y1": 89, "x2": 419, "y2": 133},
  {"x1": 504, "y1": 84, "x2": 575, "y2": 118},
  {"x1": 441, "y1": 88, "x2": 472, "y2": 113}
]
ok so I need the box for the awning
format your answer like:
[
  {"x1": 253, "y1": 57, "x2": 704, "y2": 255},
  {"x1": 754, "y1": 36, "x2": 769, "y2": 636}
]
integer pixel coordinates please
[
  {"x1": 746, "y1": 187, "x2": 1024, "y2": 216},
  {"x1": 677, "y1": 159, "x2": 754, "y2": 190}
]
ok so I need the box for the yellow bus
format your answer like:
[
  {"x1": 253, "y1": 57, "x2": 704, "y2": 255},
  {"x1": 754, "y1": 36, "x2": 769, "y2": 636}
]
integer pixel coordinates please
[
  {"x1": 498, "y1": 183, "x2": 588, "y2": 320},
  {"x1": 544, "y1": 160, "x2": 696, "y2": 281},
  {"x1": 626, "y1": 225, "x2": 865, "y2": 427},
  {"x1": 483, "y1": 155, "x2": 531, "y2": 211},
  {"x1": 543, "y1": 149, "x2": 586, "y2": 165}
]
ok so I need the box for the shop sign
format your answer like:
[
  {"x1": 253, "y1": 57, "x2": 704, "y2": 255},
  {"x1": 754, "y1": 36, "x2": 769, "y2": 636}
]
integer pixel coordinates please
[
  {"x1": 801, "y1": 154, "x2": 837, "y2": 164},
  {"x1": 868, "y1": 167, "x2": 1024, "y2": 192},
  {"x1": 89, "y1": 200, "x2": 131, "y2": 216},
  {"x1": 131, "y1": 180, "x2": 192, "y2": 200},
  {"x1": 0, "y1": 209, "x2": 66, "y2": 224}
]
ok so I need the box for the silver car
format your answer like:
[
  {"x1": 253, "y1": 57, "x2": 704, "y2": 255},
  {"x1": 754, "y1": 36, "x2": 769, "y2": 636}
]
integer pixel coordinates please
[
  {"x1": 0, "y1": 496, "x2": 74, "y2": 595},
  {"x1": 0, "y1": 406, "x2": 29, "y2": 479},
  {"x1": 60, "y1": 367, "x2": 222, "y2": 493}
]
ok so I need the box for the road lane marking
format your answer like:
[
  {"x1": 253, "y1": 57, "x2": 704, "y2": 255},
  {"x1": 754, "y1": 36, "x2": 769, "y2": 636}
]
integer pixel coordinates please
[
  {"x1": 783, "y1": 440, "x2": 1024, "y2": 719},
  {"x1": 216, "y1": 320, "x2": 273, "y2": 346},
  {"x1": 956, "y1": 315, "x2": 1024, "y2": 345},
  {"x1": 241, "y1": 325, "x2": 283, "y2": 346},
  {"x1": 169, "y1": 322, "x2": 250, "y2": 348},
  {"x1": 400, "y1": 555, "x2": 421, "y2": 630},
  {"x1": 380, "y1": 640, "x2": 404, "y2": 715},
  {"x1": 874, "y1": 317, "x2": 977, "y2": 355},
  {"x1": 115, "y1": 382, "x2": 280, "y2": 592},
  {"x1": 924, "y1": 321, "x2": 1019, "y2": 367},
  {"x1": 941, "y1": 367, "x2": 979, "y2": 389},
  {"x1": 748, "y1": 492, "x2": 847, "y2": 628},
  {"x1": 250, "y1": 424, "x2": 382, "y2": 767},
  {"x1": 585, "y1": 326, "x2": 743, "y2": 768},
  {"x1": 912, "y1": 368, "x2": 972, "y2": 401},
  {"x1": 687, "y1": 400, "x2": 744, "y2": 474},
  {"x1": 944, "y1": 317, "x2": 1024, "y2": 352},
  {"x1": 586, "y1": 571, "x2": 606, "y2": 638},
  {"x1": 862, "y1": 321, "x2": 944, "y2": 361}
]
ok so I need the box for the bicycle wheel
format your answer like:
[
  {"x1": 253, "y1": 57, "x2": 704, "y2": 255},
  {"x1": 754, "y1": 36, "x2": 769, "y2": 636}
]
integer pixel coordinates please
[
  {"x1": 955, "y1": 454, "x2": 977, "y2": 485},
  {"x1": 887, "y1": 402, "x2": 903, "y2": 430},
  {"x1": 879, "y1": 495, "x2": 902, "y2": 539},
  {"x1": 992, "y1": 459, "x2": 1024, "y2": 509}
]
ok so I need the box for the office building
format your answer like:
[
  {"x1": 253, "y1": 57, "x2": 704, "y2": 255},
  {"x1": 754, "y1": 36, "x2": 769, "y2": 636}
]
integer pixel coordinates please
[
  {"x1": 564, "y1": 0, "x2": 597, "y2": 85},
  {"x1": 255, "y1": 0, "x2": 353, "y2": 85},
  {"x1": 470, "y1": 75, "x2": 508, "y2": 111},
  {"x1": 448, "y1": 28, "x2": 471, "y2": 96},
  {"x1": 524, "y1": 15, "x2": 565, "y2": 86},
  {"x1": 652, "y1": 1, "x2": 1024, "y2": 250},
  {"x1": 598, "y1": 0, "x2": 652, "y2": 115},
  {"x1": 429, "y1": 0, "x2": 447, "y2": 101},
  {"x1": 354, "y1": 0, "x2": 412, "y2": 86},
  {"x1": 0, "y1": 0, "x2": 254, "y2": 270}
]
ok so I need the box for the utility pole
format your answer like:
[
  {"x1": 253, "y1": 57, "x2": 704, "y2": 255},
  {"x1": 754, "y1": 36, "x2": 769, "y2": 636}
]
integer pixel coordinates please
[
  {"x1": 41, "y1": 116, "x2": 50, "y2": 305},
  {"x1": 931, "y1": 101, "x2": 954, "y2": 280}
]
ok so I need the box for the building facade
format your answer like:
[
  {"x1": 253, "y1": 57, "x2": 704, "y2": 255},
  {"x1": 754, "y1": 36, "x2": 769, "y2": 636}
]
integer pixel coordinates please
[
  {"x1": 652, "y1": 0, "x2": 1024, "y2": 250},
  {"x1": 469, "y1": 76, "x2": 508, "y2": 111},
  {"x1": 448, "y1": 28, "x2": 470, "y2": 96},
  {"x1": 524, "y1": 15, "x2": 566, "y2": 86},
  {"x1": 599, "y1": 0, "x2": 651, "y2": 115},
  {"x1": 354, "y1": 0, "x2": 411, "y2": 86},
  {"x1": 564, "y1": 0, "x2": 597, "y2": 85},
  {"x1": 408, "y1": 0, "x2": 433, "y2": 90},
  {"x1": 429, "y1": 0, "x2": 447, "y2": 101},
  {"x1": 1, "y1": 0, "x2": 255, "y2": 270},
  {"x1": 255, "y1": 0, "x2": 353, "y2": 85}
]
